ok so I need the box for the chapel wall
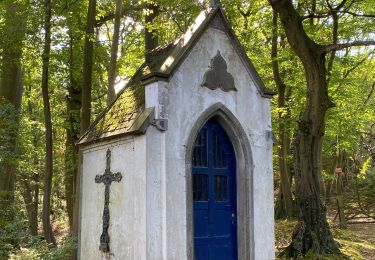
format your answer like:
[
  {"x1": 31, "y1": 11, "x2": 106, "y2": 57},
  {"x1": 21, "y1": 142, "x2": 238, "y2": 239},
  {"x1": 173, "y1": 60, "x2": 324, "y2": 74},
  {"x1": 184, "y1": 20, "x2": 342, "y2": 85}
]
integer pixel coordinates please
[
  {"x1": 150, "y1": 26, "x2": 275, "y2": 259},
  {"x1": 79, "y1": 136, "x2": 147, "y2": 260}
]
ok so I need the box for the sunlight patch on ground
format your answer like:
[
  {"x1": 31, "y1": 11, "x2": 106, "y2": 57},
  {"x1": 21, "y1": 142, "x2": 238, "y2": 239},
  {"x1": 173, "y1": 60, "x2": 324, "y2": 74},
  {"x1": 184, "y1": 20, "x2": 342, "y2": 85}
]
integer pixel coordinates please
[{"x1": 275, "y1": 219, "x2": 375, "y2": 259}]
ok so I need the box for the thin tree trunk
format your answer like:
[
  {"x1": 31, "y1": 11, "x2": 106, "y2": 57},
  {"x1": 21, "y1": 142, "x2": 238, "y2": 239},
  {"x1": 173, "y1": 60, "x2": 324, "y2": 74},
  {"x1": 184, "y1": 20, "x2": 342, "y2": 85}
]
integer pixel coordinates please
[
  {"x1": 145, "y1": 3, "x2": 159, "y2": 63},
  {"x1": 72, "y1": 0, "x2": 97, "y2": 249},
  {"x1": 41, "y1": 0, "x2": 56, "y2": 245},
  {"x1": 107, "y1": 0, "x2": 123, "y2": 105},
  {"x1": 271, "y1": 10, "x2": 294, "y2": 218},
  {"x1": 325, "y1": 180, "x2": 333, "y2": 204},
  {"x1": 21, "y1": 83, "x2": 41, "y2": 236},
  {"x1": 336, "y1": 172, "x2": 346, "y2": 228},
  {"x1": 270, "y1": 0, "x2": 338, "y2": 256},
  {"x1": 64, "y1": 27, "x2": 82, "y2": 231},
  {"x1": 65, "y1": 136, "x2": 75, "y2": 230},
  {"x1": 275, "y1": 186, "x2": 287, "y2": 219},
  {"x1": 0, "y1": 1, "x2": 26, "y2": 224},
  {"x1": 80, "y1": 0, "x2": 97, "y2": 133},
  {"x1": 21, "y1": 180, "x2": 38, "y2": 235}
]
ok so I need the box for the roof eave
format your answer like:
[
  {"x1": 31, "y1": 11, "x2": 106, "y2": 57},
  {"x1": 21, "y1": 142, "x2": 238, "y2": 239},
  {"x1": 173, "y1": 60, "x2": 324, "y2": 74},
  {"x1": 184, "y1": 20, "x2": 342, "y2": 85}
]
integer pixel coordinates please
[{"x1": 77, "y1": 107, "x2": 155, "y2": 147}]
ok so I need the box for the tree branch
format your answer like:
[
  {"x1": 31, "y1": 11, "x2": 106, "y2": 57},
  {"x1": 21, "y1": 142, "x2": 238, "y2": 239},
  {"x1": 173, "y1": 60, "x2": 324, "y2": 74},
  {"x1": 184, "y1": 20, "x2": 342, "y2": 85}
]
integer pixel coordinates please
[
  {"x1": 335, "y1": 0, "x2": 348, "y2": 11},
  {"x1": 301, "y1": 12, "x2": 331, "y2": 20},
  {"x1": 326, "y1": 11, "x2": 338, "y2": 85},
  {"x1": 237, "y1": 6, "x2": 251, "y2": 18},
  {"x1": 334, "y1": 51, "x2": 373, "y2": 93},
  {"x1": 343, "y1": 52, "x2": 373, "y2": 79},
  {"x1": 364, "y1": 82, "x2": 375, "y2": 105},
  {"x1": 96, "y1": 9, "x2": 125, "y2": 27},
  {"x1": 301, "y1": 10, "x2": 375, "y2": 20},
  {"x1": 95, "y1": 5, "x2": 142, "y2": 27},
  {"x1": 323, "y1": 41, "x2": 375, "y2": 53},
  {"x1": 271, "y1": 10, "x2": 285, "y2": 90},
  {"x1": 340, "y1": 10, "x2": 375, "y2": 18}
]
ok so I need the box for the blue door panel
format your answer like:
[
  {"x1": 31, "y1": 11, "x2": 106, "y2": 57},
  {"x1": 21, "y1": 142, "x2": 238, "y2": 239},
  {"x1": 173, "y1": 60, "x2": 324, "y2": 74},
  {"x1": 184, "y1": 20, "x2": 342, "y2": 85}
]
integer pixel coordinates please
[
  {"x1": 193, "y1": 119, "x2": 237, "y2": 260},
  {"x1": 194, "y1": 210, "x2": 209, "y2": 237},
  {"x1": 212, "y1": 245, "x2": 232, "y2": 260},
  {"x1": 195, "y1": 245, "x2": 209, "y2": 259}
]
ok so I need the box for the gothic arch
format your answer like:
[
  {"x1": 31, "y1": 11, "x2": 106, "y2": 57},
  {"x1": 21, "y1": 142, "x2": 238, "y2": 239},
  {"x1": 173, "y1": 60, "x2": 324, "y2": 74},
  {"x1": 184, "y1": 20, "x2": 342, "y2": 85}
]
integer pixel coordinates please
[{"x1": 185, "y1": 103, "x2": 254, "y2": 260}]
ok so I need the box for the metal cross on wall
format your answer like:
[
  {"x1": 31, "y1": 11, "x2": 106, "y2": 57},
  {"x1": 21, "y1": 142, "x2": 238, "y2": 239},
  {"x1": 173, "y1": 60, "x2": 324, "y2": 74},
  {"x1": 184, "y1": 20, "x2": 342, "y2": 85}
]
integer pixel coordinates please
[{"x1": 95, "y1": 149, "x2": 122, "y2": 253}]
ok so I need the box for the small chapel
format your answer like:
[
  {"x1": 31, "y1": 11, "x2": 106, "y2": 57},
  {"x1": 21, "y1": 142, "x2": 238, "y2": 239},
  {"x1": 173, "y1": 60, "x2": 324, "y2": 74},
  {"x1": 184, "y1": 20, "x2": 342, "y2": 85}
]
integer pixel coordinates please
[{"x1": 77, "y1": 2, "x2": 275, "y2": 260}]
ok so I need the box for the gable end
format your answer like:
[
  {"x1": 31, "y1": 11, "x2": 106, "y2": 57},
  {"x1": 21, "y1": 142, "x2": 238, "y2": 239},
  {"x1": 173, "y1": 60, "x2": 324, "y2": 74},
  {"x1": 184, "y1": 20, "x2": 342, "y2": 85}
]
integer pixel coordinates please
[{"x1": 141, "y1": 6, "x2": 276, "y2": 98}]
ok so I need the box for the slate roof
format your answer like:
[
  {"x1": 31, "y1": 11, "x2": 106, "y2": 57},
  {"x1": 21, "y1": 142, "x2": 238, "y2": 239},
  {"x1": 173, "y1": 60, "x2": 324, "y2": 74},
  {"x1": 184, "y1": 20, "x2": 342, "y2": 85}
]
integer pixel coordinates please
[{"x1": 78, "y1": 5, "x2": 275, "y2": 146}]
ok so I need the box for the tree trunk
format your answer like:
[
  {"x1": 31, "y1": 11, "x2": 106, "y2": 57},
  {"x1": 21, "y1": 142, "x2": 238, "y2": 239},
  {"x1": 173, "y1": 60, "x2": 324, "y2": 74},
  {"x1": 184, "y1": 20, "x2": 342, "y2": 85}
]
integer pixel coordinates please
[
  {"x1": 270, "y1": 0, "x2": 338, "y2": 256},
  {"x1": 64, "y1": 27, "x2": 82, "y2": 231},
  {"x1": 336, "y1": 172, "x2": 346, "y2": 228},
  {"x1": 20, "y1": 83, "x2": 41, "y2": 236},
  {"x1": 0, "y1": 1, "x2": 26, "y2": 224},
  {"x1": 275, "y1": 186, "x2": 287, "y2": 219},
  {"x1": 21, "y1": 180, "x2": 38, "y2": 236},
  {"x1": 80, "y1": 0, "x2": 97, "y2": 133},
  {"x1": 325, "y1": 179, "x2": 333, "y2": 204},
  {"x1": 41, "y1": 0, "x2": 56, "y2": 245},
  {"x1": 271, "y1": 10, "x2": 294, "y2": 218},
  {"x1": 107, "y1": 0, "x2": 123, "y2": 105},
  {"x1": 72, "y1": 0, "x2": 97, "y2": 247},
  {"x1": 65, "y1": 136, "x2": 75, "y2": 230},
  {"x1": 145, "y1": 3, "x2": 159, "y2": 63}
]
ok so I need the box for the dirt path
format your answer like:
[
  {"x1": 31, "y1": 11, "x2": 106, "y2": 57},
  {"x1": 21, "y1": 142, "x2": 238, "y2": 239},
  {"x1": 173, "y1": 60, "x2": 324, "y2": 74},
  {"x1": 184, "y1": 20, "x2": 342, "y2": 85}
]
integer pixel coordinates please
[{"x1": 346, "y1": 222, "x2": 375, "y2": 259}]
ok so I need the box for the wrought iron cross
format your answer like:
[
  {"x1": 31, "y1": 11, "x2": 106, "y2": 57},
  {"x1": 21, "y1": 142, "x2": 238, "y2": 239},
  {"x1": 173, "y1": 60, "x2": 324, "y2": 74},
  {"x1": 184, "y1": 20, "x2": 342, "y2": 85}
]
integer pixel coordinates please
[{"x1": 95, "y1": 149, "x2": 122, "y2": 253}]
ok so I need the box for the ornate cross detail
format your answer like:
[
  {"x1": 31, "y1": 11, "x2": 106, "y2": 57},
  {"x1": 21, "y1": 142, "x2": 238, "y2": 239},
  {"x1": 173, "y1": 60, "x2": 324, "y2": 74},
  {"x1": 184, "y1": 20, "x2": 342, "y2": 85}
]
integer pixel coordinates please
[{"x1": 95, "y1": 149, "x2": 122, "y2": 253}]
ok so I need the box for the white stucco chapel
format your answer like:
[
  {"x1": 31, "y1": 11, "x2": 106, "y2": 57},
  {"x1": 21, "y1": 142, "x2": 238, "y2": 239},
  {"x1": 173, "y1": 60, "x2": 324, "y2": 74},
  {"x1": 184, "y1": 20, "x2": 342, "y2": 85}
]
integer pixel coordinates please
[{"x1": 77, "y1": 3, "x2": 275, "y2": 260}]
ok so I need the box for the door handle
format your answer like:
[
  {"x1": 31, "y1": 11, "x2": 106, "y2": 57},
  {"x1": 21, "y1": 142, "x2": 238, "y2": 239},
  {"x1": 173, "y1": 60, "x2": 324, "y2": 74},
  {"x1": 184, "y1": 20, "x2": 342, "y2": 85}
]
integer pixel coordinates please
[{"x1": 231, "y1": 212, "x2": 235, "y2": 224}]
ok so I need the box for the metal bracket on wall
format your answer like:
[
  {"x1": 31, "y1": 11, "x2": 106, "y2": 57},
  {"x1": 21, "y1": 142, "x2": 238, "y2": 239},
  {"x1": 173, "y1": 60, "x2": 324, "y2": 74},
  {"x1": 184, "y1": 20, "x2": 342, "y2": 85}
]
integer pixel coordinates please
[
  {"x1": 266, "y1": 130, "x2": 279, "y2": 146},
  {"x1": 152, "y1": 119, "x2": 168, "y2": 131}
]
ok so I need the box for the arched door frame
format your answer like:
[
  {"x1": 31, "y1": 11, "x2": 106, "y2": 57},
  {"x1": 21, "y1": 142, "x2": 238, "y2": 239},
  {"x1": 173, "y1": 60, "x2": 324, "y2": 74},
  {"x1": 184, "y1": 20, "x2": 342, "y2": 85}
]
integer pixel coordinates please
[{"x1": 185, "y1": 103, "x2": 254, "y2": 260}]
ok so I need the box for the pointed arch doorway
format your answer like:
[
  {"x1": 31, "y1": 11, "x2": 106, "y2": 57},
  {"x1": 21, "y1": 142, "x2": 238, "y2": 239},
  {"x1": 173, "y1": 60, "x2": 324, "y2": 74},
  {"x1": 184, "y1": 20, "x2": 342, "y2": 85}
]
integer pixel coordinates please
[{"x1": 192, "y1": 118, "x2": 237, "y2": 260}]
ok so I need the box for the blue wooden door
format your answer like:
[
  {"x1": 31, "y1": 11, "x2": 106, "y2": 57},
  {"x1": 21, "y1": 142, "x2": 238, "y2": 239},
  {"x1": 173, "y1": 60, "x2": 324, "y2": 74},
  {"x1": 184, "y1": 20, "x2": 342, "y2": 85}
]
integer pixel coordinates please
[{"x1": 192, "y1": 119, "x2": 237, "y2": 260}]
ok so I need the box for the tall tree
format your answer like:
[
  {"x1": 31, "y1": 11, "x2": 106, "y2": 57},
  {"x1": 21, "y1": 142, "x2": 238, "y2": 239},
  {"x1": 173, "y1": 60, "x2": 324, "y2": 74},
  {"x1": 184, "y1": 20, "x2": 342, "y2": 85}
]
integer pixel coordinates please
[
  {"x1": 271, "y1": 9, "x2": 294, "y2": 218},
  {"x1": 41, "y1": 0, "x2": 56, "y2": 245},
  {"x1": 73, "y1": 0, "x2": 97, "y2": 244},
  {"x1": 0, "y1": 0, "x2": 27, "y2": 224},
  {"x1": 106, "y1": 0, "x2": 123, "y2": 104},
  {"x1": 144, "y1": 2, "x2": 159, "y2": 63},
  {"x1": 269, "y1": 0, "x2": 375, "y2": 256},
  {"x1": 20, "y1": 84, "x2": 40, "y2": 236},
  {"x1": 64, "y1": 0, "x2": 84, "y2": 231},
  {"x1": 80, "y1": 0, "x2": 97, "y2": 133}
]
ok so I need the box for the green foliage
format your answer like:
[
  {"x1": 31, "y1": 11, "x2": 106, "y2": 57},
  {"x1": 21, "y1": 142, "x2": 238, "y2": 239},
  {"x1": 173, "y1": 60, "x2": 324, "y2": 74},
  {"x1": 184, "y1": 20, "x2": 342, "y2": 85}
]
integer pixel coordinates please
[
  {"x1": 0, "y1": 195, "x2": 76, "y2": 259},
  {"x1": 346, "y1": 167, "x2": 375, "y2": 210},
  {"x1": 9, "y1": 235, "x2": 77, "y2": 260},
  {"x1": 6, "y1": 233, "x2": 76, "y2": 260},
  {"x1": 0, "y1": 214, "x2": 24, "y2": 259},
  {"x1": 359, "y1": 157, "x2": 372, "y2": 178},
  {"x1": 0, "y1": 99, "x2": 19, "y2": 166}
]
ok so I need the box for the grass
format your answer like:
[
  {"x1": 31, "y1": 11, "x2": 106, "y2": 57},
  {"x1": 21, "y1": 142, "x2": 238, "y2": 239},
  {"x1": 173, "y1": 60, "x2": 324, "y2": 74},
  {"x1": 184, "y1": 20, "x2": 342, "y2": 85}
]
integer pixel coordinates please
[{"x1": 275, "y1": 219, "x2": 375, "y2": 259}]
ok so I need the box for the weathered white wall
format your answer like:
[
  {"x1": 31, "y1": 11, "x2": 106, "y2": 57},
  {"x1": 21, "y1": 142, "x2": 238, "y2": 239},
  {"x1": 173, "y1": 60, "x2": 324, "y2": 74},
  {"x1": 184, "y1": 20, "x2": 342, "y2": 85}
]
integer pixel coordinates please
[
  {"x1": 145, "y1": 26, "x2": 275, "y2": 259},
  {"x1": 79, "y1": 136, "x2": 147, "y2": 260}
]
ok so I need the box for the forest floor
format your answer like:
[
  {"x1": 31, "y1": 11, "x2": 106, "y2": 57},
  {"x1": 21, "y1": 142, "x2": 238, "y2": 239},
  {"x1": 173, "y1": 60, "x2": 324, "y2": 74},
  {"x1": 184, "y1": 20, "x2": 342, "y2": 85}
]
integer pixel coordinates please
[{"x1": 275, "y1": 216, "x2": 375, "y2": 259}]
